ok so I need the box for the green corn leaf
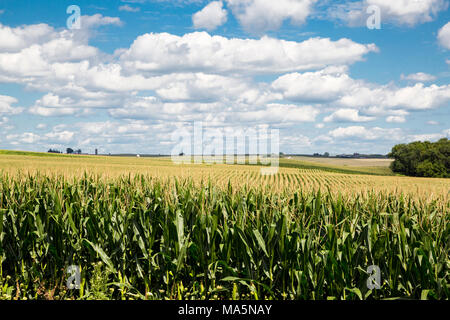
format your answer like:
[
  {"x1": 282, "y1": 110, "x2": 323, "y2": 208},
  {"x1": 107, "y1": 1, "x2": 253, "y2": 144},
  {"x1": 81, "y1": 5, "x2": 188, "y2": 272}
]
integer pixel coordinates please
[
  {"x1": 345, "y1": 287, "x2": 363, "y2": 300},
  {"x1": 84, "y1": 239, "x2": 116, "y2": 273},
  {"x1": 253, "y1": 229, "x2": 268, "y2": 257}
]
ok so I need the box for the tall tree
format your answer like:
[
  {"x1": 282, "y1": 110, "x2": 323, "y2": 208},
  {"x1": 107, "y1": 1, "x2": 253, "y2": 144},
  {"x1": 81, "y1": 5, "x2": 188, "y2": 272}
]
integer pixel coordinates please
[{"x1": 388, "y1": 138, "x2": 449, "y2": 178}]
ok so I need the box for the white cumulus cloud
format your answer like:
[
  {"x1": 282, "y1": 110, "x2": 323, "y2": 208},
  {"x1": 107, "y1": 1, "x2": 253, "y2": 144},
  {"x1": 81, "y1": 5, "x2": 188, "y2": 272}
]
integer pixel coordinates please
[
  {"x1": 328, "y1": 126, "x2": 404, "y2": 141},
  {"x1": 273, "y1": 68, "x2": 450, "y2": 113},
  {"x1": 119, "y1": 5, "x2": 141, "y2": 12},
  {"x1": 386, "y1": 115, "x2": 406, "y2": 123},
  {"x1": 401, "y1": 72, "x2": 437, "y2": 82},
  {"x1": 193, "y1": 1, "x2": 228, "y2": 30},
  {"x1": 225, "y1": 0, "x2": 317, "y2": 33},
  {"x1": 328, "y1": 0, "x2": 448, "y2": 27},
  {"x1": 324, "y1": 108, "x2": 375, "y2": 123},
  {"x1": 438, "y1": 22, "x2": 450, "y2": 49},
  {"x1": 119, "y1": 32, "x2": 377, "y2": 75},
  {"x1": 0, "y1": 95, "x2": 23, "y2": 115}
]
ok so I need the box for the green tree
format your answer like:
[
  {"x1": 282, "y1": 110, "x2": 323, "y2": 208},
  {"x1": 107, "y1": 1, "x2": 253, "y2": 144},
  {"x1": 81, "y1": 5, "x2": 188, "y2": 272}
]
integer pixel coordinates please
[{"x1": 388, "y1": 138, "x2": 449, "y2": 178}]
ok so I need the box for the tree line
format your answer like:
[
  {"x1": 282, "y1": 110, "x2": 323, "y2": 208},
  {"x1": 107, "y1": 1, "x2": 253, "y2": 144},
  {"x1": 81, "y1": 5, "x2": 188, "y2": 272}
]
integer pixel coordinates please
[
  {"x1": 47, "y1": 148, "x2": 82, "y2": 154},
  {"x1": 388, "y1": 138, "x2": 449, "y2": 178}
]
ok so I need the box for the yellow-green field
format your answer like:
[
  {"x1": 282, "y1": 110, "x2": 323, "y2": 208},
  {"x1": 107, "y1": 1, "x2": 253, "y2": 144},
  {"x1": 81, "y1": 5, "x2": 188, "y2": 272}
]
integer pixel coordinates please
[
  {"x1": 0, "y1": 151, "x2": 448, "y2": 200},
  {"x1": 288, "y1": 156, "x2": 394, "y2": 175}
]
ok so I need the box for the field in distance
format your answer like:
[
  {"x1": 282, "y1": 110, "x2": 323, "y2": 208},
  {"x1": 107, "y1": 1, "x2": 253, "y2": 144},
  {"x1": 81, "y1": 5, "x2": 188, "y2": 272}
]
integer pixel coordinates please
[
  {"x1": 0, "y1": 150, "x2": 447, "y2": 199},
  {"x1": 288, "y1": 156, "x2": 393, "y2": 175}
]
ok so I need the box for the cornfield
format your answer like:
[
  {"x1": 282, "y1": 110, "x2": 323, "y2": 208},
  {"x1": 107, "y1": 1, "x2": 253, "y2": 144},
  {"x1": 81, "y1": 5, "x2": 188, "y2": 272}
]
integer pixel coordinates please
[
  {"x1": 1, "y1": 153, "x2": 448, "y2": 199},
  {"x1": 0, "y1": 172, "x2": 448, "y2": 300}
]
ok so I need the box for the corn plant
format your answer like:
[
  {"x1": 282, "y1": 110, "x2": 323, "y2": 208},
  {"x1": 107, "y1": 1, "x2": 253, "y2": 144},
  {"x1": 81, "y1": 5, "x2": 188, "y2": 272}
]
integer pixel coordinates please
[{"x1": 0, "y1": 173, "x2": 448, "y2": 300}]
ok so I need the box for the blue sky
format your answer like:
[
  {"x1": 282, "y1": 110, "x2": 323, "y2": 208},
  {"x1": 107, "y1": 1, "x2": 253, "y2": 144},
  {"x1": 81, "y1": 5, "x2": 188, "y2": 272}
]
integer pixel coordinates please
[{"x1": 0, "y1": 0, "x2": 449, "y2": 155}]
